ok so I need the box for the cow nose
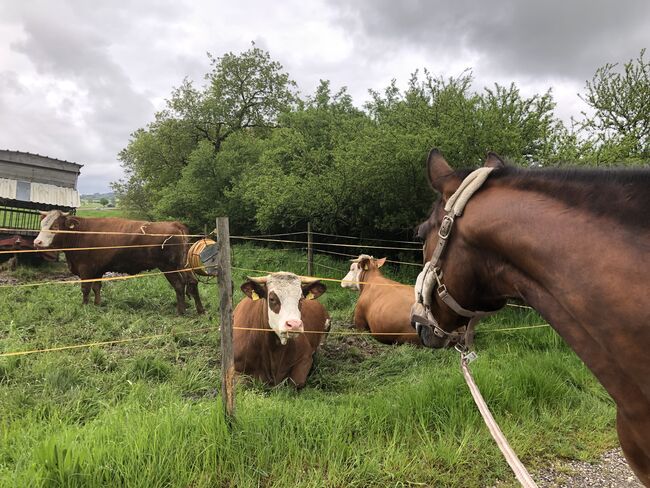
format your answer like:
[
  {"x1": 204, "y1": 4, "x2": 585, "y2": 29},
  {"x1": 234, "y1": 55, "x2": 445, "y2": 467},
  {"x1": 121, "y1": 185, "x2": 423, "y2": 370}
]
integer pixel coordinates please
[
  {"x1": 285, "y1": 319, "x2": 303, "y2": 331},
  {"x1": 34, "y1": 239, "x2": 42, "y2": 247}
]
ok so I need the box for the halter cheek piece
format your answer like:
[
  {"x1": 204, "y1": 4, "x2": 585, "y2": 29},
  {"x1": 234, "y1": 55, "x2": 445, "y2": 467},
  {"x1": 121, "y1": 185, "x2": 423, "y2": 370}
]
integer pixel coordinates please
[{"x1": 411, "y1": 168, "x2": 496, "y2": 342}]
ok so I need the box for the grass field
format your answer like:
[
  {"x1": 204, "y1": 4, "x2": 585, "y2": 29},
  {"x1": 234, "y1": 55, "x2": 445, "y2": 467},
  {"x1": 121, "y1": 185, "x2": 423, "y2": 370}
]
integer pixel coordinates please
[{"x1": 0, "y1": 244, "x2": 616, "y2": 487}]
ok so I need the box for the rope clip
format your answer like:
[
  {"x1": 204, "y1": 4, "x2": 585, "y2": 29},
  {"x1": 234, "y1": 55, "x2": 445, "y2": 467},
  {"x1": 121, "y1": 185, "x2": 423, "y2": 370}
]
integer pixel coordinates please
[{"x1": 455, "y1": 343, "x2": 478, "y2": 364}]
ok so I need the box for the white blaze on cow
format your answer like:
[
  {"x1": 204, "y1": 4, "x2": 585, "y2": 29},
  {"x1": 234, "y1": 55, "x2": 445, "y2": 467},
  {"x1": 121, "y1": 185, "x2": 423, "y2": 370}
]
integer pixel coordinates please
[{"x1": 34, "y1": 210, "x2": 71, "y2": 248}]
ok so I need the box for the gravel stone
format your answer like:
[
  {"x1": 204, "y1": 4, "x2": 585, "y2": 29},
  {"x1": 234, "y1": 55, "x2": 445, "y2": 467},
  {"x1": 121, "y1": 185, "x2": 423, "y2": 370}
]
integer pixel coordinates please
[{"x1": 535, "y1": 448, "x2": 642, "y2": 488}]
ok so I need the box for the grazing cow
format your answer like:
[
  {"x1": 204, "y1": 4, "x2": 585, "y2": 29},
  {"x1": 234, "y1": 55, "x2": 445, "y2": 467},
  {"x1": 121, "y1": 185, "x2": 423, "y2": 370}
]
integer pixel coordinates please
[
  {"x1": 33, "y1": 210, "x2": 204, "y2": 315},
  {"x1": 233, "y1": 272, "x2": 330, "y2": 388},
  {"x1": 342, "y1": 255, "x2": 421, "y2": 345}
]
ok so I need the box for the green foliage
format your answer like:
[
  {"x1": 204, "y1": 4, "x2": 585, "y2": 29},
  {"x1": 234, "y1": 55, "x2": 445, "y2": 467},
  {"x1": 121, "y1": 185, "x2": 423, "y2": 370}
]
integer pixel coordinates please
[
  {"x1": 113, "y1": 43, "x2": 296, "y2": 220},
  {"x1": 577, "y1": 49, "x2": 650, "y2": 164},
  {"x1": 113, "y1": 46, "x2": 649, "y2": 238}
]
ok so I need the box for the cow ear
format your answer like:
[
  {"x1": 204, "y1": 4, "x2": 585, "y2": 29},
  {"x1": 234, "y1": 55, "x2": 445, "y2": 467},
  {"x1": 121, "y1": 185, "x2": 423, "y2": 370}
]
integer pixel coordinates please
[
  {"x1": 241, "y1": 280, "x2": 267, "y2": 299},
  {"x1": 302, "y1": 280, "x2": 326, "y2": 299},
  {"x1": 484, "y1": 151, "x2": 505, "y2": 169},
  {"x1": 65, "y1": 217, "x2": 80, "y2": 229},
  {"x1": 375, "y1": 257, "x2": 387, "y2": 268},
  {"x1": 426, "y1": 148, "x2": 460, "y2": 198}
]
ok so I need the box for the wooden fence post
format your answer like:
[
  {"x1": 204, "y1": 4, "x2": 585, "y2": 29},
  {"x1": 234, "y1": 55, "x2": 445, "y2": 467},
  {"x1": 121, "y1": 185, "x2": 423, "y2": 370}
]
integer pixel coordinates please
[
  {"x1": 215, "y1": 217, "x2": 235, "y2": 422},
  {"x1": 307, "y1": 222, "x2": 313, "y2": 277}
]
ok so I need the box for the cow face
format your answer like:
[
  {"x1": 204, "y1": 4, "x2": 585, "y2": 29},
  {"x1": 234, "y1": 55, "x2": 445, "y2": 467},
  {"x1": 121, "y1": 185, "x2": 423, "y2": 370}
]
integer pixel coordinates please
[
  {"x1": 241, "y1": 272, "x2": 326, "y2": 345},
  {"x1": 34, "y1": 210, "x2": 78, "y2": 248},
  {"x1": 341, "y1": 254, "x2": 386, "y2": 290}
]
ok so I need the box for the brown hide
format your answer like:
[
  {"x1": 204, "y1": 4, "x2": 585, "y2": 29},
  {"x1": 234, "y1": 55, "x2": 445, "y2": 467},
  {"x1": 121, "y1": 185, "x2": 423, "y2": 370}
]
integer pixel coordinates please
[
  {"x1": 233, "y1": 297, "x2": 330, "y2": 388},
  {"x1": 354, "y1": 266, "x2": 421, "y2": 345},
  {"x1": 49, "y1": 215, "x2": 204, "y2": 315}
]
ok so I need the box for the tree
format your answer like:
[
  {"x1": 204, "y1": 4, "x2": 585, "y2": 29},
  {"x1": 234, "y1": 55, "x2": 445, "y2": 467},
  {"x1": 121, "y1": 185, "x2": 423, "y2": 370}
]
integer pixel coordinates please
[
  {"x1": 99, "y1": 197, "x2": 109, "y2": 207},
  {"x1": 113, "y1": 43, "x2": 297, "y2": 222},
  {"x1": 578, "y1": 49, "x2": 650, "y2": 163}
]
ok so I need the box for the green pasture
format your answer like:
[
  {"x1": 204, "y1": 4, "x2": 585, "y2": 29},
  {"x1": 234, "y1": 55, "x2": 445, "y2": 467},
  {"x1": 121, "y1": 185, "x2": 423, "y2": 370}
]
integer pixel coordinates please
[{"x1": 0, "y1": 245, "x2": 616, "y2": 487}]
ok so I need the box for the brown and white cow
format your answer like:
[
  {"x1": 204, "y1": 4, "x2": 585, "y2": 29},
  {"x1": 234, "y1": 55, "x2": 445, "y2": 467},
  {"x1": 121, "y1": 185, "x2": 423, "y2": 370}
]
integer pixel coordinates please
[
  {"x1": 34, "y1": 210, "x2": 204, "y2": 315},
  {"x1": 342, "y1": 255, "x2": 421, "y2": 345},
  {"x1": 233, "y1": 272, "x2": 330, "y2": 388}
]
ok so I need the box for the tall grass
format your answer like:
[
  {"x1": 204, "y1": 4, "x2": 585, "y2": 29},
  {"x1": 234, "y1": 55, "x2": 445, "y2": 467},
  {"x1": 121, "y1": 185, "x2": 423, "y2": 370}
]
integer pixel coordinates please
[{"x1": 0, "y1": 245, "x2": 616, "y2": 487}]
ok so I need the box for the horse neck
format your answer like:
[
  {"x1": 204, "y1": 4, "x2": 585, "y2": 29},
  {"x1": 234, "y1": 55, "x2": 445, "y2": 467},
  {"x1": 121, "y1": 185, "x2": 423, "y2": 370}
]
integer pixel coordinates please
[{"x1": 463, "y1": 185, "x2": 650, "y2": 406}]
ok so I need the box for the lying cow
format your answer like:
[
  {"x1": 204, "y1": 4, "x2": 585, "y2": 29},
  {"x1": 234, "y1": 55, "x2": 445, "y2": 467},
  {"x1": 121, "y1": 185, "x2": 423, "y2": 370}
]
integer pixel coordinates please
[
  {"x1": 34, "y1": 210, "x2": 204, "y2": 315},
  {"x1": 342, "y1": 255, "x2": 421, "y2": 345},
  {"x1": 234, "y1": 272, "x2": 330, "y2": 388}
]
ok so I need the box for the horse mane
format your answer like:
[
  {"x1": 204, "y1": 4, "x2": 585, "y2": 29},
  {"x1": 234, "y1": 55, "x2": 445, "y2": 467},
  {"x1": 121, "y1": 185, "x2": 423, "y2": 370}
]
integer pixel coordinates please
[{"x1": 483, "y1": 165, "x2": 650, "y2": 230}]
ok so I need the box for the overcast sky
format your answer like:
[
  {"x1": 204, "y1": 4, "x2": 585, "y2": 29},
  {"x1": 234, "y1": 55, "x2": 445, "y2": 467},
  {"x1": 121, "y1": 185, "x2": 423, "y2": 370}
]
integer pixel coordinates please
[{"x1": 1, "y1": 1, "x2": 648, "y2": 194}]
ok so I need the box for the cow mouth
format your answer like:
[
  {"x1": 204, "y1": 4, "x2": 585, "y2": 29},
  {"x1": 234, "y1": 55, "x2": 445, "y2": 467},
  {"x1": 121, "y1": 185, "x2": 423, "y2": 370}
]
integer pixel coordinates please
[{"x1": 278, "y1": 330, "x2": 303, "y2": 344}]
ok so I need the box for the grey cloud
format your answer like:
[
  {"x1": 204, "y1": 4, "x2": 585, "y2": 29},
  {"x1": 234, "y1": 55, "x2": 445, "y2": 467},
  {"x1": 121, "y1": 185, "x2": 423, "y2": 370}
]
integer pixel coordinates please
[{"x1": 328, "y1": 0, "x2": 650, "y2": 82}]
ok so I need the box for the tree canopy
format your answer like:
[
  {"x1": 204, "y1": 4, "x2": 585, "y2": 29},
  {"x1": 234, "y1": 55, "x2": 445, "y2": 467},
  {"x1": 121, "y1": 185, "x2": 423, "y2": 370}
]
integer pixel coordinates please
[{"x1": 113, "y1": 46, "x2": 649, "y2": 238}]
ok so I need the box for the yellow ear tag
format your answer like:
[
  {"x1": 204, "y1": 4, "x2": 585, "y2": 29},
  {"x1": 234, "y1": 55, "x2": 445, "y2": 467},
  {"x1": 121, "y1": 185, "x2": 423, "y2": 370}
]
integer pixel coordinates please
[
  {"x1": 251, "y1": 291, "x2": 260, "y2": 301},
  {"x1": 364, "y1": 265, "x2": 368, "y2": 270},
  {"x1": 306, "y1": 292, "x2": 315, "y2": 300}
]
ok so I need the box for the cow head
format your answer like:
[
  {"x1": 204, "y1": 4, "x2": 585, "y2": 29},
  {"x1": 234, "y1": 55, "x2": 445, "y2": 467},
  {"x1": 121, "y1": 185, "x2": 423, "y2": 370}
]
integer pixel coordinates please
[
  {"x1": 34, "y1": 210, "x2": 79, "y2": 248},
  {"x1": 341, "y1": 254, "x2": 387, "y2": 290},
  {"x1": 240, "y1": 272, "x2": 327, "y2": 345}
]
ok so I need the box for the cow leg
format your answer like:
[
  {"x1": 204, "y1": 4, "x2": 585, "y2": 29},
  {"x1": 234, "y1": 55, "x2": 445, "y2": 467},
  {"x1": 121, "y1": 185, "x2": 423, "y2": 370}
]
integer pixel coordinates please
[
  {"x1": 184, "y1": 272, "x2": 205, "y2": 314},
  {"x1": 164, "y1": 271, "x2": 187, "y2": 315},
  {"x1": 617, "y1": 409, "x2": 650, "y2": 485},
  {"x1": 288, "y1": 358, "x2": 313, "y2": 390},
  {"x1": 92, "y1": 281, "x2": 102, "y2": 306},
  {"x1": 80, "y1": 282, "x2": 92, "y2": 305}
]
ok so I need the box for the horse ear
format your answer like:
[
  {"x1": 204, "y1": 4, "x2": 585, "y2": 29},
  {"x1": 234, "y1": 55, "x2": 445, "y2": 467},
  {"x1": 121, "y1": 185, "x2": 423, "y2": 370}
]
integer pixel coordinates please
[
  {"x1": 426, "y1": 148, "x2": 459, "y2": 197},
  {"x1": 484, "y1": 152, "x2": 505, "y2": 169}
]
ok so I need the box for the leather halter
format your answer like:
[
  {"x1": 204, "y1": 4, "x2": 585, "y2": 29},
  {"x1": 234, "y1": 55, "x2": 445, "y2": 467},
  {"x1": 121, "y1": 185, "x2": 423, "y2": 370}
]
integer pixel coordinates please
[{"x1": 411, "y1": 167, "x2": 495, "y2": 340}]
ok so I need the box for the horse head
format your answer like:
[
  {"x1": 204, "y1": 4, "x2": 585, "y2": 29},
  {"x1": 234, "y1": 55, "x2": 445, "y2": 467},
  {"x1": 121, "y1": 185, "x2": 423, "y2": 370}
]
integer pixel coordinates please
[{"x1": 413, "y1": 149, "x2": 508, "y2": 348}]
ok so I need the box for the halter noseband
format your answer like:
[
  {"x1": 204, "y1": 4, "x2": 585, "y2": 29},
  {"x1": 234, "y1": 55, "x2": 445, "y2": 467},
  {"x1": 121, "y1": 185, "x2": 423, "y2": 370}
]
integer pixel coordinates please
[{"x1": 411, "y1": 167, "x2": 495, "y2": 341}]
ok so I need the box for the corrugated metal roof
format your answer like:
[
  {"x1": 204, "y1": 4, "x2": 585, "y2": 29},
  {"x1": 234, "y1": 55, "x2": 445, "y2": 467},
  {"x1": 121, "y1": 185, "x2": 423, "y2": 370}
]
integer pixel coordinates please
[
  {"x1": 31, "y1": 182, "x2": 80, "y2": 208},
  {"x1": 0, "y1": 178, "x2": 17, "y2": 200},
  {"x1": 0, "y1": 178, "x2": 80, "y2": 208}
]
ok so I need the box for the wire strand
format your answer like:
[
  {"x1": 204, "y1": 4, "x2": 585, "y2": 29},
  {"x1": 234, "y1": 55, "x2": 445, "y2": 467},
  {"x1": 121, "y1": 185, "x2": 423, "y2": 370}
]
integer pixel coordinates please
[{"x1": 311, "y1": 231, "x2": 421, "y2": 245}]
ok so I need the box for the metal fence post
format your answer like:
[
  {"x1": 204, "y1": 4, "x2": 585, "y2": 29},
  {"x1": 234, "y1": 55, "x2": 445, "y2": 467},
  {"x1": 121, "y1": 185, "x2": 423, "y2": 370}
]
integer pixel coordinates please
[{"x1": 215, "y1": 217, "x2": 235, "y2": 422}]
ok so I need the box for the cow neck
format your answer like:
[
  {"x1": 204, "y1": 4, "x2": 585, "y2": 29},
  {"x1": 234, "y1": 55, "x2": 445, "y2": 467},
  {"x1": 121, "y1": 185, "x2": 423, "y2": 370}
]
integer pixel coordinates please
[{"x1": 359, "y1": 268, "x2": 381, "y2": 293}]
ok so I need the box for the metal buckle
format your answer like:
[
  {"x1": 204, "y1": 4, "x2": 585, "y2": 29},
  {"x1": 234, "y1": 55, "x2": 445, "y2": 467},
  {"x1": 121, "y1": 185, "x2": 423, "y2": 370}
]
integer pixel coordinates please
[
  {"x1": 437, "y1": 283, "x2": 448, "y2": 298},
  {"x1": 455, "y1": 343, "x2": 478, "y2": 363},
  {"x1": 438, "y1": 215, "x2": 454, "y2": 239}
]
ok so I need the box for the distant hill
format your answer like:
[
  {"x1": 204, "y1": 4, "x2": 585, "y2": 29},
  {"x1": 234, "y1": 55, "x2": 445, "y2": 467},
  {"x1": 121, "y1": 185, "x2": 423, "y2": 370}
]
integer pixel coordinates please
[{"x1": 81, "y1": 192, "x2": 115, "y2": 202}]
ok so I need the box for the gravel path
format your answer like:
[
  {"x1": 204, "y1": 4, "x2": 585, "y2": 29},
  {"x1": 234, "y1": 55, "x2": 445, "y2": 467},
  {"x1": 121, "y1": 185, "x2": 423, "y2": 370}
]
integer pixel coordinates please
[{"x1": 535, "y1": 448, "x2": 642, "y2": 487}]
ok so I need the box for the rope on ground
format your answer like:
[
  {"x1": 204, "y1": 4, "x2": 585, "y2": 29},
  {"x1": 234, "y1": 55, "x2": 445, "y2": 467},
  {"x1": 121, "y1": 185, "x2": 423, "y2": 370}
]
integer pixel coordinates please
[
  {"x1": 0, "y1": 227, "x2": 208, "y2": 238},
  {"x1": 0, "y1": 265, "x2": 207, "y2": 289},
  {"x1": 0, "y1": 242, "x2": 187, "y2": 255},
  {"x1": 461, "y1": 354, "x2": 539, "y2": 487},
  {"x1": 311, "y1": 231, "x2": 421, "y2": 245}
]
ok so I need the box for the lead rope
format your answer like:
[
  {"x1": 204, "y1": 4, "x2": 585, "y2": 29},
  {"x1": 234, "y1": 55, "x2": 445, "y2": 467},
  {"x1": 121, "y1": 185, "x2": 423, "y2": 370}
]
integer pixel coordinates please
[{"x1": 460, "y1": 349, "x2": 538, "y2": 487}]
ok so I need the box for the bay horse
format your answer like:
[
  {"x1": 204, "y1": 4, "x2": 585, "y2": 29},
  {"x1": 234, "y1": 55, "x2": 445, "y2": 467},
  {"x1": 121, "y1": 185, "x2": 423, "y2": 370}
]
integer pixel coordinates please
[{"x1": 413, "y1": 149, "x2": 650, "y2": 485}]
